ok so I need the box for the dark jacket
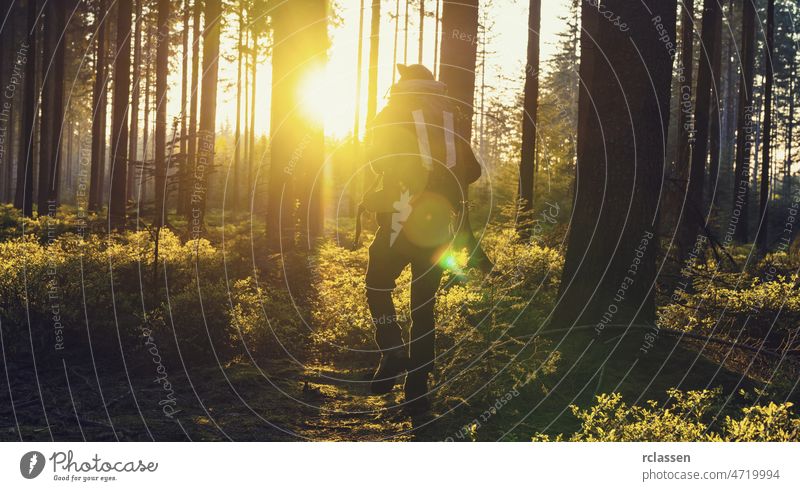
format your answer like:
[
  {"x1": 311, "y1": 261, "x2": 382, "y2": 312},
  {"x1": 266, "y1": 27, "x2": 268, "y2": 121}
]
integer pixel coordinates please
[{"x1": 363, "y1": 79, "x2": 482, "y2": 215}]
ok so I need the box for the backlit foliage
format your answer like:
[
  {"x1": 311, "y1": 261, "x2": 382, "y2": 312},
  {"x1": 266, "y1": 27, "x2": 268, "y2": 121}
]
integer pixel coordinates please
[{"x1": 533, "y1": 388, "x2": 800, "y2": 442}]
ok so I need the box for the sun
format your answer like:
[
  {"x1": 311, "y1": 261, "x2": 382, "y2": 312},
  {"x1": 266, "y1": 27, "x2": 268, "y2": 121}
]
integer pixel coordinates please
[{"x1": 297, "y1": 65, "x2": 354, "y2": 139}]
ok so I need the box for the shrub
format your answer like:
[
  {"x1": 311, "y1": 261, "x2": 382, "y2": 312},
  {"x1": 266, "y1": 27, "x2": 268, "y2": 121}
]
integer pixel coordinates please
[
  {"x1": 659, "y1": 271, "x2": 800, "y2": 351},
  {"x1": 532, "y1": 388, "x2": 800, "y2": 442}
]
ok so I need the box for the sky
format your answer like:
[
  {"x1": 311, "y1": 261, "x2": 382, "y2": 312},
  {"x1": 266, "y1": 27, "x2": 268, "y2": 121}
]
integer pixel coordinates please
[{"x1": 185, "y1": 0, "x2": 572, "y2": 140}]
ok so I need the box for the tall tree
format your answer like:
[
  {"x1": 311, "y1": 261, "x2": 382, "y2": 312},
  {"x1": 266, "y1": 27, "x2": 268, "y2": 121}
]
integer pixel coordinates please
[
  {"x1": 127, "y1": 0, "x2": 142, "y2": 202},
  {"x1": 109, "y1": 0, "x2": 132, "y2": 229},
  {"x1": 180, "y1": 0, "x2": 190, "y2": 207},
  {"x1": 732, "y1": 0, "x2": 756, "y2": 244},
  {"x1": 37, "y1": 0, "x2": 66, "y2": 213},
  {"x1": 248, "y1": 28, "x2": 258, "y2": 191},
  {"x1": 233, "y1": 3, "x2": 243, "y2": 210},
  {"x1": 128, "y1": 0, "x2": 142, "y2": 199},
  {"x1": 14, "y1": 0, "x2": 37, "y2": 216},
  {"x1": 418, "y1": 0, "x2": 424, "y2": 64},
  {"x1": 438, "y1": 0, "x2": 491, "y2": 270},
  {"x1": 89, "y1": 0, "x2": 107, "y2": 211},
  {"x1": 266, "y1": 0, "x2": 328, "y2": 248},
  {"x1": 154, "y1": 0, "x2": 170, "y2": 226},
  {"x1": 517, "y1": 0, "x2": 541, "y2": 237},
  {"x1": 678, "y1": 0, "x2": 721, "y2": 259},
  {"x1": 674, "y1": 0, "x2": 694, "y2": 248},
  {"x1": 785, "y1": 54, "x2": 795, "y2": 201},
  {"x1": 756, "y1": 0, "x2": 775, "y2": 251},
  {"x1": 551, "y1": 0, "x2": 677, "y2": 330},
  {"x1": 366, "y1": 0, "x2": 381, "y2": 123},
  {"x1": 706, "y1": 1, "x2": 723, "y2": 208},
  {"x1": 188, "y1": 0, "x2": 220, "y2": 232},
  {"x1": 1, "y1": 1, "x2": 16, "y2": 203},
  {"x1": 183, "y1": 0, "x2": 201, "y2": 215}
]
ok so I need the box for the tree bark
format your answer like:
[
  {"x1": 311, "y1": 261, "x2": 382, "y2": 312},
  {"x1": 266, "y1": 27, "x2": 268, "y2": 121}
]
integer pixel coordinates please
[
  {"x1": 266, "y1": 0, "x2": 328, "y2": 249},
  {"x1": 732, "y1": 0, "x2": 755, "y2": 244},
  {"x1": 37, "y1": 0, "x2": 59, "y2": 214},
  {"x1": 109, "y1": 0, "x2": 132, "y2": 229},
  {"x1": 0, "y1": 2, "x2": 9, "y2": 201},
  {"x1": 418, "y1": 0, "x2": 424, "y2": 64},
  {"x1": 248, "y1": 30, "x2": 257, "y2": 199},
  {"x1": 756, "y1": 0, "x2": 774, "y2": 251},
  {"x1": 233, "y1": 4, "x2": 243, "y2": 211},
  {"x1": 127, "y1": 0, "x2": 141, "y2": 202},
  {"x1": 517, "y1": 0, "x2": 541, "y2": 238},
  {"x1": 551, "y1": 0, "x2": 677, "y2": 330},
  {"x1": 366, "y1": 0, "x2": 381, "y2": 123},
  {"x1": 706, "y1": 1, "x2": 723, "y2": 208},
  {"x1": 14, "y1": 0, "x2": 37, "y2": 217},
  {"x1": 154, "y1": 0, "x2": 170, "y2": 227},
  {"x1": 188, "y1": 0, "x2": 220, "y2": 235},
  {"x1": 89, "y1": 0, "x2": 107, "y2": 212},
  {"x1": 438, "y1": 0, "x2": 491, "y2": 270},
  {"x1": 183, "y1": 0, "x2": 201, "y2": 216},
  {"x1": 678, "y1": 0, "x2": 721, "y2": 259}
]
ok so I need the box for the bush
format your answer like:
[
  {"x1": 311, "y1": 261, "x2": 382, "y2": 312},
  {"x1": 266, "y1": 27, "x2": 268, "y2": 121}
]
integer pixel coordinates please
[
  {"x1": 229, "y1": 277, "x2": 307, "y2": 360},
  {"x1": 659, "y1": 269, "x2": 800, "y2": 351},
  {"x1": 533, "y1": 388, "x2": 800, "y2": 442}
]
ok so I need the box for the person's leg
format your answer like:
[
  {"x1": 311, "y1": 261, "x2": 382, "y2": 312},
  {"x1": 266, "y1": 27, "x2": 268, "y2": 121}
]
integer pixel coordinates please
[
  {"x1": 404, "y1": 249, "x2": 444, "y2": 410},
  {"x1": 365, "y1": 227, "x2": 409, "y2": 352},
  {"x1": 407, "y1": 251, "x2": 444, "y2": 373},
  {"x1": 366, "y1": 223, "x2": 410, "y2": 394}
]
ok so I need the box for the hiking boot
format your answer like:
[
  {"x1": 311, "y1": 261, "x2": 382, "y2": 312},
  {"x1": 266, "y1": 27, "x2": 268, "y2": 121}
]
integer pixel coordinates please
[
  {"x1": 370, "y1": 348, "x2": 409, "y2": 394},
  {"x1": 403, "y1": 371, "x2": 431, "y2": 414}
]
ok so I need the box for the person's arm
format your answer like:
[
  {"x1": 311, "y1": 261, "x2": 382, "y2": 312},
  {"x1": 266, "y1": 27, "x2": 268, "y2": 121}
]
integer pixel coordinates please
[{"x1": 458, "y1": 140, "x2": 482, "y2": 186}]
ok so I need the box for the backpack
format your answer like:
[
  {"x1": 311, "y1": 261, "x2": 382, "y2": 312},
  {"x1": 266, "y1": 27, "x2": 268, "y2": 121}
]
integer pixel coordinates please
[{"x1": 354, "y1": 81, "x2": 482, "y2": 248}]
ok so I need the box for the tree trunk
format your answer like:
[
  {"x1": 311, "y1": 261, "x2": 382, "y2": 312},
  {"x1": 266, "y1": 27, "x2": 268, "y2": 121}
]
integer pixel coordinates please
[
  {"x1": 679, "y1": 0, "x2": 721, "y2": 259},
  {"x1": 248, "y1": 30, "x2": 257, "y2": 199},
  {"x1": 14, "y1": 0, "x2": 37, "y2": 216},
  {"x1": 366, "y1": 0, "x2": 381, "y2": 123},
  {"x1": 37, "y1": 0, "x2": 58, "y2": 215},
  {"x1": 433, "y1": 0, "x2": 440, "y2": 78},
  {"x1": 127, "y1": 0, "x2": 141, "y2": 202},
  {"x1": 438, "y1": 0, "x2": 491, "y2": 270},
  {"x1": 188, "y1": 0, "x2": 220, "y2": 235},
  {"x1": 673, "y1": 0, "x2": 694, "y2": 249},
  {"x1": 89, "y1": 0, "x2": 107, "y2": 212},
  {"x1": 551, "y1": 0, "x2": 677, "y2": 331},
  {"x1": 299, "y1": 1, "x2": 328, "y2": 244},
  {"x1": 179, "y1": 0, "x2": 190, "y2": 212},
  {"x1": 404, "y1": 0, "x2": 409, "y2": 64},
  {"x1": 141, "y1": 23, "x2": 154, "y2": 204},
  {"x1": 242, "y1": 26, "x2": 250, "y2": 194},
  {"x1": 517, "y1": 0, "x2": 541, "y2": 238},
  {"x1": 0, "y1": 0, "x2": 12, "y2": 203},
  {"x1": 266, "y1": 0, "x2": 328, "y2": 249},
  {"x1": 706, "y1": 1, "x2": 723, "y2": 208},
  {"x1": 233, "y1": 4, "x2": 243, "y2": 211},
  {"x1": 418, "y1": 0, "x2": 424, "y2": 64},
  {"x1": 392, "y1": 0, "x2": 399, "y2": 84},
  {"x1": 183, "y1": 0, "x2": 201, "y2": 216},
  {"x1": 154, "y1": 0, "x2": 170, "y2": 227},
  {"x1": 109, "y1": 0, "x2": 132, "y2": 229},
  {"x1": 731, "y1": 0, "x2": 755, "y2": 244},
  {"x1": 756, "y1": 0, "x2": 774, "y2": 251},
  {"x1": 786, "y1": 55, "x2": 794, "y2": 202}
]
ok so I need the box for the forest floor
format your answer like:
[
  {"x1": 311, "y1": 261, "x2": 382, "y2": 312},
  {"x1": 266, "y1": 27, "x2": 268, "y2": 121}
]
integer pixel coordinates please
[{"x1": 3, "y1": 326, "x2": 791, "y2": 442}]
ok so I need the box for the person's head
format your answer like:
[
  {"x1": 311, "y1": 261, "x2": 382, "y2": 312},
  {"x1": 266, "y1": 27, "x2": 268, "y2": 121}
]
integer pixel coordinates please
[{"x1": 396, "y1": 64, "x2": 435, "y2": 82}]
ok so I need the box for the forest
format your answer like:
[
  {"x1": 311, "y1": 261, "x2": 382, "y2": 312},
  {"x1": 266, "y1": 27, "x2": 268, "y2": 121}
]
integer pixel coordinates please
[{"x1": 0, "y1": 0, "x2": 798, "y2": 442}]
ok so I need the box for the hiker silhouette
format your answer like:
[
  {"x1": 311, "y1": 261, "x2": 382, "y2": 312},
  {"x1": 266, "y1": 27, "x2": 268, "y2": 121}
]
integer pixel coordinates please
[{"x1": 362, "y1": 63, "x2": 481, "y2": 413}]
